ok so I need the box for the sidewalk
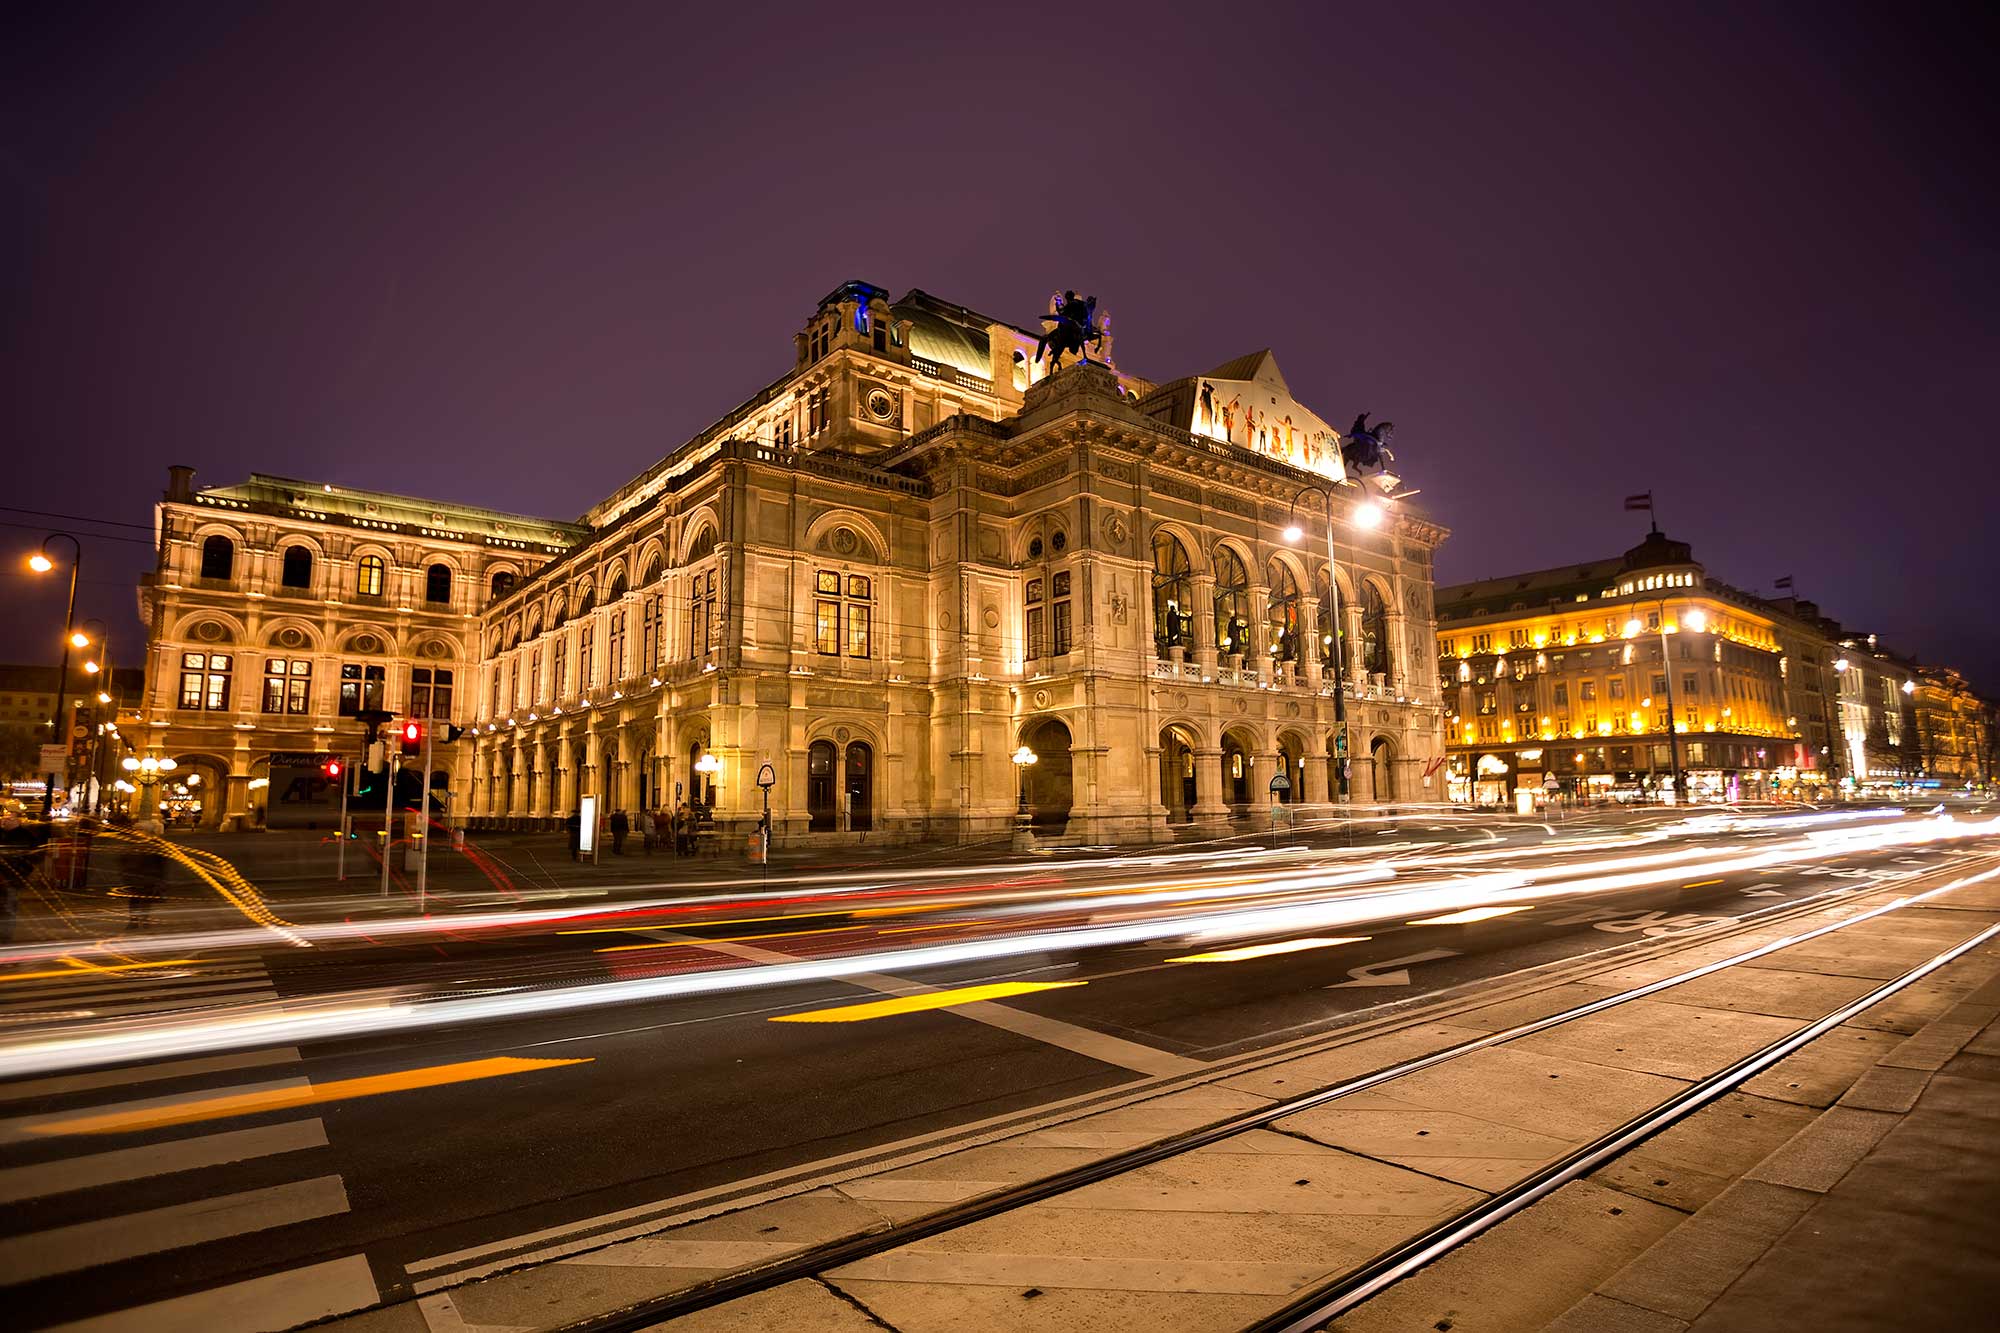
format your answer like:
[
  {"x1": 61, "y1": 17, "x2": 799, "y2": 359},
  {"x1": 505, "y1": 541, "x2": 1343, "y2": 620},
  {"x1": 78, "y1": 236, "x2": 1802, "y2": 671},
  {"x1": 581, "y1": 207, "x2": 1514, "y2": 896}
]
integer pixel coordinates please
[{"x1": 1545, "y1": 969, "x2": 2000, "y2": 1332}]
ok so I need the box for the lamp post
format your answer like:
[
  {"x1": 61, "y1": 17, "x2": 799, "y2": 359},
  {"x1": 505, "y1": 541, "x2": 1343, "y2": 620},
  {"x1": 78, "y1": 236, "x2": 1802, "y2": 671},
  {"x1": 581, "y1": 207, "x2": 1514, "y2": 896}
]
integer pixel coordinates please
[
  {"x1": 27, "y1": 533, "x2": 82, "y2": 818},
  {"x1": 1650, "y1": 601, "x2": 1687, "y2": 804},
  {"x1": 1011, "y1": 744, "x2": 1037, "y2": 848},
  {"x1": 694, "y1": 751, "x2": 722, "y2": 842},
  {"x1": 755, "y1": 762, "x2": 776, "y2": 880},
  {"x1": 121, "y1": 754, "x2": 177, "y2": 832},
  {"x1": 1284, "y1": 486, "x2": 1374, "y2": 805}
]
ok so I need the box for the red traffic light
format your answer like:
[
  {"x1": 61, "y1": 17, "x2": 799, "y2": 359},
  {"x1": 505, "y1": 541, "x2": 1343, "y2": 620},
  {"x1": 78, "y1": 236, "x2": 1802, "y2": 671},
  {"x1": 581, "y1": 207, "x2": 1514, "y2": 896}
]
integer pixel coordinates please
[
  {"x1": 323, "y1": 759, "x2": 342, "y2": 778},
  {"x1": 401, "y1": 721, "x2": 422, "y2": 745}
]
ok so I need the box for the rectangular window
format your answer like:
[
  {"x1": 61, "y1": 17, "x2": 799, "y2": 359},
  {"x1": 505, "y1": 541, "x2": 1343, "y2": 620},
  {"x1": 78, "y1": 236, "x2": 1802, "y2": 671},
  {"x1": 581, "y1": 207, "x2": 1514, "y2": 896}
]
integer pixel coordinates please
[
  {"x1": 1052, "y1": 600, "x2": 1072, "y2": 656},
  {"x1": 338, "y1": 662, "x2": 384, "y2": 716},
  {"x1": 1027, "y1": 606, "x2": 1046, "y2": 660},
  {"x1": 847, "y1": 603, "x2": 871, "y2": 658},
  {"x1": 528, "y1": 649, "x2": 541, "y2": 704},
  {"x1": 816, "y1": 600, "x2": 840, "y2": 655},
  {"x1": 817, "y1": 571, "x2": 841, "y2": 595},
  {"x1": 1025, "y1": 578, "x2": 1044, "y2": 606},
  {"x1": 1683, "y1": 673, "x2": 1698, "y2": 696},
  {"x1": 579, "y1": 625, "x2": 594, "y2": 687},
  {"x1": 553, "y1": 645, "x2": 567, "y2": 699},
  {"x1": 1553, "y1": 683, "x2": 1569, "y2": 707},
  {"x1": 847, "y1": 574, "x2": 870, "y2": 599},
  {"x1": 1581, "y1": 679, "x2": 1597, "y2": 702},
  {"x1": 262, "y1": 658, "x2": 311, "y2": 715},
  {"x1": 607, "y1": 612, "x2": 626, "y2": 681},
  {"x1": 411, "y1": 667, "x2": 454, "y2": 720},
  {"x1": 1608, "y1": 678, "x2": 1625, "y2": 701},
  {"x1": 489, "y1": 666, "x2": 502, "y2": 716},
  {"x1": 180, "y1": 652, "x2": 232, "y2": 711}
]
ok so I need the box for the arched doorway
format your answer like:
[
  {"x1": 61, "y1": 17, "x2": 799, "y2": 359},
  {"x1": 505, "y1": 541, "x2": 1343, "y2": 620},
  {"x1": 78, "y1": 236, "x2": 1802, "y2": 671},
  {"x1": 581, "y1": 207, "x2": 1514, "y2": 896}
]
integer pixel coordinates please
[
  {"x1": 166, "y1": 754, "x2": 228, "y2": 829},
  {"x1": 687, "y1": 736, "x2": 713, "y2": 808},
  {"x1": 1371, "y1": 736, "x2": 1397, "y2": 803},
  {"x1": 1159, "y1": 726, "x2": 1198, "y2": 823},
  {"x1": 1020, "y1": 718, "x2": 1074, "y2": 829},
  {"x1": 1220, "y1": 731, "x2": 1255, "y2": 811},
  {"x1": 845, "y1": 742, "x2": 873, "y2": 832},
  {"x1": 807, "y1": 740, "x2": 838, "y2": 831},
  {"x1": 1275, "y1": 733, "x2": 1306, "y2": 804}
]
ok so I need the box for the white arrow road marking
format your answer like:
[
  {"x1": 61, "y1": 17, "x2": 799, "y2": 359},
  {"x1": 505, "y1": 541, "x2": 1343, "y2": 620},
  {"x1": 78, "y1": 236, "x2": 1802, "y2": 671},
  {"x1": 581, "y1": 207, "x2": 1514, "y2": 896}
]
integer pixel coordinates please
[
  {"x1": 1327, "y1": 949, "x2": 1462, "y2": 989},
  {"x1": 1741, "y1": 883, "x2": 1784, "y2": 897}
]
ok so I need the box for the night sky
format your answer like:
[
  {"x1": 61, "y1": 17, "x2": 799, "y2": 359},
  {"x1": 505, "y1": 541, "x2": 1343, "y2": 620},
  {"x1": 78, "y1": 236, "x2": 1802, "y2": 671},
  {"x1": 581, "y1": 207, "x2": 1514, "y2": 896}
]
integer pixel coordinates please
[{"x1": 6, "y1": 3, "x2": 1996, "y2": 685}]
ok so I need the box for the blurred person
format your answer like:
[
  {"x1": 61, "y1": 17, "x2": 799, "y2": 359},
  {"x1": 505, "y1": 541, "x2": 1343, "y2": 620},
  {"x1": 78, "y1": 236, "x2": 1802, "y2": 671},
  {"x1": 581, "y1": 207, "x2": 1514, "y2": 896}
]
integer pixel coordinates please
[
  {"x1": 652, "y1": 806, "x2": 670, "y2": 855},
  {"x1": 564, "y1": 809, "x2": 582, "y2": 862},
  {"x1": 609, "y1": 808, "x2": 629, "y2": 855}
]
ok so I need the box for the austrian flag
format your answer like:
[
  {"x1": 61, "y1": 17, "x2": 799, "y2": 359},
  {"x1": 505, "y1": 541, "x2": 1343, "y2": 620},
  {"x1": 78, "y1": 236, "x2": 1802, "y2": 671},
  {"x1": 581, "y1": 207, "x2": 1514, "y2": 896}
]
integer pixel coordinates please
[{"x1": 1623, "y1": 492, "x2": 1653, "y2": 512}]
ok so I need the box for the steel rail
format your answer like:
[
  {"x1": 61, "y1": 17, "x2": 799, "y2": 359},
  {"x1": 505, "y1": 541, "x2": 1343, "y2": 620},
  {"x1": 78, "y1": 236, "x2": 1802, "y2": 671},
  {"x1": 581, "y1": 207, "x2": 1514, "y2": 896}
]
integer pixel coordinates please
[
  {"x1": 550, "y1": 858, "x2": 2000, "y2": 1332},
  {"x1": 1250, "y1": 914, "x2": 2000, "y2": 1332}
]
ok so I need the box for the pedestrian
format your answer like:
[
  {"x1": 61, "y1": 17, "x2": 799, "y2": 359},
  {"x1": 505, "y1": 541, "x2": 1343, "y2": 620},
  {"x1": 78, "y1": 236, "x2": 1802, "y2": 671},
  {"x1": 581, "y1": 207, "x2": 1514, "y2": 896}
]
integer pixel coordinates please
[
  {"x1": 609, "y1": 808, "x2": 629, "y2": 855},
  {"x1": 653, "y1": 806, "x2": 670, "y2": 856},
  {"x1": 564, "y1": 809, "x2": 581, "y2": 862},
  {"x1": 675, "y1": 800, "x2": 694, "y2": 855},
  {"x1": 119, "y1": 833, "x2": 169, "y2": 931}
]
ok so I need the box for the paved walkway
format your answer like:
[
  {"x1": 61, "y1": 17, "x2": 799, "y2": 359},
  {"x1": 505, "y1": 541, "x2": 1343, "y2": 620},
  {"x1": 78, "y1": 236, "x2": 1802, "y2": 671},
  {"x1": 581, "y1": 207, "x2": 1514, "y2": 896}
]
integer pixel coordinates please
[{"x1": 1548, "y1": 968, "x2": 2000, "y2": 1332}]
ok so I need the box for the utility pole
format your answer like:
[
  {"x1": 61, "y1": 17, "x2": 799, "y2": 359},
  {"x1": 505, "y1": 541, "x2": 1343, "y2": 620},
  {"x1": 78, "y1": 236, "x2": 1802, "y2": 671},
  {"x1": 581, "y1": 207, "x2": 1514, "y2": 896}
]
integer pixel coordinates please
[
  {"x1": 417, "y1": 717, "x2": 436, "y2": 909},
  {"x1": 1655, "y1": 599, "x2": 1684, "y2": 803}
]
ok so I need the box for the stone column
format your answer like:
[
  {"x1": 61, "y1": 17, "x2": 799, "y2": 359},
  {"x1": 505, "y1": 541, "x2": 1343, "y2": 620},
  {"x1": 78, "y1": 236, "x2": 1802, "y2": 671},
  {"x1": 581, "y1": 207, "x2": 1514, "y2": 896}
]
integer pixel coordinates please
[
  {"x1": 1191, "y1": 746, "x2": 1229, "y2": 821},
  {"x1": 1301, "y1": 600, "x2": 1323, "y2": 689},
  {"x1": 1297, "y1": 745, "x2": 1324, "y2": 804},
  {"x1": 1387, "y1": 611, "x2": 1410, "y2": 694},
  {"x1": 1192, "y1": 575, "x2": 1218, "y2": 677}
]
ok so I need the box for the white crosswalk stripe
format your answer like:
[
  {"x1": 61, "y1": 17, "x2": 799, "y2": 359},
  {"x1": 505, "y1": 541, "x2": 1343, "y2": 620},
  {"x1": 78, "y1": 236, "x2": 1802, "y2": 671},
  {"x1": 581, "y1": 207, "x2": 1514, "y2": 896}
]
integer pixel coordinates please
[
  {"x1": 0, "y1": 961, "x2": 281, "y2": 1042},
  {"x1": 0, "y1": 1035, "x2": 360, "y2": 1321}
]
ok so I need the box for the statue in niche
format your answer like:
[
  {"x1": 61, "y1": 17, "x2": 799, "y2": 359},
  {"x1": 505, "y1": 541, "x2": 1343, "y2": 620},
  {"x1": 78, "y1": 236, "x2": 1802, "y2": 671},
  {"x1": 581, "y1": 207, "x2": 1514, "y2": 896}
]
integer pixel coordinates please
[{"x1": 1033, "y1": 290, "x2": 1106, "y2": 371}]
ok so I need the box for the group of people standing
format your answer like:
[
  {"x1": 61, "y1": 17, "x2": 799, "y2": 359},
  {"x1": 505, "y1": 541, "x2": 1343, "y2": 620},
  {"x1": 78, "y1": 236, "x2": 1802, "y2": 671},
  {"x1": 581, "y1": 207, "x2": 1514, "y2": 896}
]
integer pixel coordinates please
[{"x1": 565, "y1": 802, "x2": 705, "y2": 860}]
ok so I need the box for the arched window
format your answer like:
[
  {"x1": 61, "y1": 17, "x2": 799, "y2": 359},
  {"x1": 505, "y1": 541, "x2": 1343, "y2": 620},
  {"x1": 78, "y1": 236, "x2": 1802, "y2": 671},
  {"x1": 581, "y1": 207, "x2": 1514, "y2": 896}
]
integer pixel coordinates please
[
  {"x1": 280, "y1": 545, "x2": 312, "y2": 589},
  {"x1": 686, "y1": 531, "x2": 719, "y2": 659},
  {"x1": 425, "y1": 563, "x2": 452, "y2": 604},
  {"x1": 686, "y1": 528, "x2": 716, "y2": 563},
  {"x1": 490, "y1": 570, "x2": 516, "y2": 599},
  {"x1": 200, "y1": 535, "x2": 234, "y2": 581},
  {"x1": 1151, "y1": 532, "x2": 1192, "y2": 656},
  {"x1": 1213, "y1": 547, "x2": 1250, "y2": 655},
  {"x1": 1265, "y1": 558, "x2": 1301, "y2": 664},
  {"x1": 1360, "y1": 581, "x2": 1391, "y2": 676},
  {"x1": 356, "y1": 554, "x2": 385, "y2": 597}
]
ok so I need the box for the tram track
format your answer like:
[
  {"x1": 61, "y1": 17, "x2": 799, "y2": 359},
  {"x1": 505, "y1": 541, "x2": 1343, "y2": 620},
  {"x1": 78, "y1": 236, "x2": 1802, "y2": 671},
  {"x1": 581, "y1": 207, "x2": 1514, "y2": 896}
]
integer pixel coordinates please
[{"x1": 550, "y1": 853, "x2": 2000, "y2": 1332}]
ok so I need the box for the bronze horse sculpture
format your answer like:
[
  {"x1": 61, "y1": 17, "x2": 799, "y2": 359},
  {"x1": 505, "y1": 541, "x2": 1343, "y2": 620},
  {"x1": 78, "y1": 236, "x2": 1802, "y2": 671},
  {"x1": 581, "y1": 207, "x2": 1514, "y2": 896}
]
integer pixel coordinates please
[
  {"x1": 1341, "y1": 412, "x2": 1395, "y2": 476},
  {"x1": 1034, "y1": 290, "x2": 1105, "y2": 371}
]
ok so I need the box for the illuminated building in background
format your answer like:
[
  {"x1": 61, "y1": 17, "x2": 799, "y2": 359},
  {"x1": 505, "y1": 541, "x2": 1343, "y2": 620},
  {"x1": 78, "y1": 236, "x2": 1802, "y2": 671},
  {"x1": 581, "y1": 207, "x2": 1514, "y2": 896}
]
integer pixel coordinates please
[
  {"x1": 1909, "y1": 668, "x2": 1992, "y2": 787},
  {"x1": 136, "y1": 469, "x2": 584, "y2": 827},
  {"x1": 1434, "y1": 531, "x2": 1838, "y2": 806},
  {"x1": 464, "y1": 283, "x2": 1449, "y2": 842}
]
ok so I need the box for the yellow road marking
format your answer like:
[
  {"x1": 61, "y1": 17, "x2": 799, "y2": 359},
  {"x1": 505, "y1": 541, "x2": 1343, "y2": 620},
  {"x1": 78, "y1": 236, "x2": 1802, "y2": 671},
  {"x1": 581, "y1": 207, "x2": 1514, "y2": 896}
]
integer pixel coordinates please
[
  {"x1": 29, "y1": 1056, "x2": 591, "y2": 1136},
  {"x1": 1682, "y1": 878, "x2": 1725, "y2": 889},
  {"x1": 595, "y1": 926, "x2": 856, "y2": 953},
  {"x1": 1408, "y1": 905, "x2": 1534, "y2": 925},
  {"x1": 0, "y1": 959, "x2": 201, "y2": 985},
  {"x1": 560, "y1": 910, "x2": 845, "y2": 937},
  {"x1": 1169, "y1": 936, "x2": 1371, "y2": 964},
  {"x1": 770, "y1": 981, "x2": 1084, "y2": 1024}
]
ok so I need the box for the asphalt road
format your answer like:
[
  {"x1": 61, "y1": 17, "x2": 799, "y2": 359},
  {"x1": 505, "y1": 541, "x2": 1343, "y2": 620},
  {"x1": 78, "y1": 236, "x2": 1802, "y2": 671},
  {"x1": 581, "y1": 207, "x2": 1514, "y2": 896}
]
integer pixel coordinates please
[{"x1": 0, "y1": 808, "x2": 1989, "y2": 1329}]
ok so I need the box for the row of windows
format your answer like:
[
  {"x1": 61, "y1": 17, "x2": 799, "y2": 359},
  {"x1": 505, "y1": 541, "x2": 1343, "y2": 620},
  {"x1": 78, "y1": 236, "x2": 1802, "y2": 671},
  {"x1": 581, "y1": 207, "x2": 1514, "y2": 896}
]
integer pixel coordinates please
[
  {"x1": 814, "y1": 571, "x2": 872, "y2": 658},
  {"x1": 200, "y1": 536, "x2": 477, "y2": 603},
  {"x1": 1150, "y1": 534, "x2": 1391, "y2": 672},
  {"x1": 180, "y1": 653, "x2": 455, "y2": 719}
]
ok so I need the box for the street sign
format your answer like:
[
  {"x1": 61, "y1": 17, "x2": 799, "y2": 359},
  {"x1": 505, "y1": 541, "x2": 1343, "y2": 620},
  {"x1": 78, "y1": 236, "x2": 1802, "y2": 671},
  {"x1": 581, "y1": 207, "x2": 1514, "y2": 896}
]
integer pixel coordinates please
[{"x1": 38, "y1": 744, "x2": 68, "y2": 778}]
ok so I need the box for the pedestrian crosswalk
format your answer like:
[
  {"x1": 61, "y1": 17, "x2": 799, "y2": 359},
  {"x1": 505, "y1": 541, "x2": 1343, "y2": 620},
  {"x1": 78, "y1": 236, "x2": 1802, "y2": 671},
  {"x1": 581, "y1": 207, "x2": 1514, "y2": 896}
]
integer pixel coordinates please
[
  {"x1": 0, "y1": 1036, "x2": 377, "y2": 1331},
  {"x1": 0, "y1": 958, "x2": 283, "y2": 1040}
]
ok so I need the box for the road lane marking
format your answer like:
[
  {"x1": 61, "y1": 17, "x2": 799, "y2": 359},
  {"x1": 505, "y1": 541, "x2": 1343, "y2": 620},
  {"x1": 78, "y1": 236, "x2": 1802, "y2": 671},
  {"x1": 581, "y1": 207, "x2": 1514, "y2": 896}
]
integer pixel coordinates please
[
  {"x1": 0, "y1": 1119, "x2": 328, "y2": 1203},
  {"x1": 0, "y1": 959, "x2": 202, "y2": 985},
  {"x1": 42, "y1": 1253, "x2": 379, "y2": 1332},
  {"x1": 1, "y1": 1077, "x2": 312, "y2": 1142},
  {"x1": 771, "y1": 981, "x2": 1085, "y2": 1023},
  {"x1": 1168, "y1": 937, "x2": 1370, "y2": 964},
  {"x1": 1682, "y1": 878, "x2": 1725, "y2": 888},
  {"x1": 596, "y1": 925, "x2": 856, "y2": 952},
  {"x1": 0, "y1": 1175, "x2": 350, "y2": 1281},
  {"x1": 0, "y1": 1047, "x2": 304, "y2": 1104},
  {"x1": 1407, "y1": 905, "x2": 1533, "y2": 925},
  {"x1": 18, "y1": 1057, "x2": 590, "y2": 1137},
  {"x1": 1327, "y1": 949, "x2": 1463, "y2": 988}
]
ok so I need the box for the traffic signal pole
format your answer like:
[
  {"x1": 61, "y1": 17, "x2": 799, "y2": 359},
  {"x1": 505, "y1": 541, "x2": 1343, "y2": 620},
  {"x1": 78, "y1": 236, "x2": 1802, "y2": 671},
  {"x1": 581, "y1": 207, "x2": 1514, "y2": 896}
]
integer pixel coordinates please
[
  {"x1": 335, "y1": 761, "x2": 349, "y2": 882},
  {"x1": 417, "y1": 718, "x2": 435, "y2": 909},
  {"x1": 381, "y1": 734, "x2": 397, "y2": 899}
]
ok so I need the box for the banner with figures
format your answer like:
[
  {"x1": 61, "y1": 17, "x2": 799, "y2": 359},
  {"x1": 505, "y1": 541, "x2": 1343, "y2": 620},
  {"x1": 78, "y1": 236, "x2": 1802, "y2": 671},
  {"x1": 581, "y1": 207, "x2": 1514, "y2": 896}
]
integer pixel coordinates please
[{"x1": 1187, "y1": 352, "x2": 1347, "y2": 482}]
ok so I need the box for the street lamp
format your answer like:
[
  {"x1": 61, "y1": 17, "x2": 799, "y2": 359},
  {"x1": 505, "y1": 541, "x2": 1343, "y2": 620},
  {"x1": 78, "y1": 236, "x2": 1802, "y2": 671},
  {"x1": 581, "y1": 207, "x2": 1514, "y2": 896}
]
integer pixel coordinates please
[
  {"x1": 1284, "y1": 483, "x2": 1358, "y2": 803},
  {"x1": 1011, "y1": 744, "x2": 1038, "y2": 823},
  {"x1": 121, "y1": 754, "x2": 177, "y2": 831},
  {"x1": 26, "y1": 532, "x2": 82, "y2": 818}
]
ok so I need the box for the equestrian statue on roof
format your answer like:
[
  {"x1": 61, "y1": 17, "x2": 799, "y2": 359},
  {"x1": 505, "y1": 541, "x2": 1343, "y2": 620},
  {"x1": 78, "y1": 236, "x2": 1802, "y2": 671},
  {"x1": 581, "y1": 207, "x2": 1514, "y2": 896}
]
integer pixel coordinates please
[
  {"x1": 1034, "y1": 290, "x2": 1106, "y2": 372},
  {"x1": 1340, "y1": 412, "x2": 1396, "y2": 476}
]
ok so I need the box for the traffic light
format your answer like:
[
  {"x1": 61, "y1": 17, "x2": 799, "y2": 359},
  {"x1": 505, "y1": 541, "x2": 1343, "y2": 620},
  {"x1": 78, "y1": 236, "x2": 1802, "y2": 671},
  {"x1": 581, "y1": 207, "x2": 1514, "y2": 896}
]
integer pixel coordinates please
[
  {"x1": 401, "y1": 720, "x2": 422, "y2": 748},
  {"x1": 322, "y1": 758, "x2": 342, "y2": 780}
]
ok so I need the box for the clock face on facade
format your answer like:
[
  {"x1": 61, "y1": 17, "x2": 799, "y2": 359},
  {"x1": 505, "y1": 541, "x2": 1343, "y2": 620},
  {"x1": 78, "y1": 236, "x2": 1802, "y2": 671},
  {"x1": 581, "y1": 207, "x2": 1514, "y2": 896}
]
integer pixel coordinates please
[{"x1": 864, "y1": 388, "x2": 895, "y2": 422}]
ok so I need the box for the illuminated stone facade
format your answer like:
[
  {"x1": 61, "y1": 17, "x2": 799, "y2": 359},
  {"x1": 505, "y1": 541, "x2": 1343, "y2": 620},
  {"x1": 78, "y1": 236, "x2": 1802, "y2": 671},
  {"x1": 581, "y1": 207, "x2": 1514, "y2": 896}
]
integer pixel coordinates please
[
  {"x1": 467, "y1": 283, "x2": 1450, "y2": 843},
  {"x1": 136, "y1": 468, "x2": 584, "y2": 828},
  {"x1": 1435, "y1": 532, "x2": 1839, "y2": 805}
]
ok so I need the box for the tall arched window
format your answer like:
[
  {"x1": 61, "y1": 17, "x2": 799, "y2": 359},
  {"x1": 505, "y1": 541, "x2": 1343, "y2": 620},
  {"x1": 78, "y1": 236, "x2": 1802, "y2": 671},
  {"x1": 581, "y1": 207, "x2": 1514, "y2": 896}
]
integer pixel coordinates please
[
  {"x1": 425, "y1": 563, "x2": 452, "y2": 604},
  {"x1": 1151, "y1": 532, "x2": 1192, "y2": 656},
  {"x1": 281, "y1": 545, "x2": 312, "y2": 589},
  {"x1": 1265, "y1": 558, "x2": 1302, "y2": 663},
  {"x1": 1360, "y1": 581, "x2": 1391, "y2": 676},
  {"x1": 200, "y1": 535, "x2": 234, "y2": 581},
  {"x1": 356, "y1": 554, "x2": 385, "y2": 597},
  {"x1": 640, "y1": 556, "x2": 664, "y2": 671},
  {"x1": 686, "y1": 529, "x2": 718, "y2": 659},
  {"x1": 606, "y1": 574, "x2": 629, "y2": 679},
  {"x1": 1213, "y1": 547, "x2": 1250, "y2": 655}
]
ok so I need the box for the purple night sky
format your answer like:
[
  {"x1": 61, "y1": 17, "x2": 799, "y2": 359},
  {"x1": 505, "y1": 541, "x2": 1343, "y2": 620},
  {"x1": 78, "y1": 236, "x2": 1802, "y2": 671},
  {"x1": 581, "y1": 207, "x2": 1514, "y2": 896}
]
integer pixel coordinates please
[{"x1": 6, "y1": 3, "x2": 1996, "y2": 684}]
